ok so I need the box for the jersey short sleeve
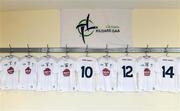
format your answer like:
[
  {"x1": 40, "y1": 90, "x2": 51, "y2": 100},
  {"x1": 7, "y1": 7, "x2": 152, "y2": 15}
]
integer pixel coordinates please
[
  {"x1": 97, "y1": 56, "x2": 117, "y2": 92},
  {"x1": 18, "y1": 56, "x2": 38, "y2": 90},
  {"x1": 136, "y1": 56, "x2": 157, "y2": 92},
  {"x1": 177, "y1": 58, "x2": 180, "y2": 91},
  {"x1": 76, "y1": 56, "x2": 100, "y2": 92},
  {"x1": 57, "y1": 57, "x2": 76, "y2": 92},
  {"x1": 117, "y1": 56, "x2": 138, "y2": 92},
  {"x1": 156, "y1": 56, "x2": 178, "y2": 92},
  {"x1": 37, "y1": 56, "x2": 58, "y2": 91},
  {"x1": 0, "y1": 56, "x2": 19, "y2": 90}
]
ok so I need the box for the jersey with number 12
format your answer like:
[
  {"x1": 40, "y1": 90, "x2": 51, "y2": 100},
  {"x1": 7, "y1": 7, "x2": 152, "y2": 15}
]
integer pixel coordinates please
[{"x1": 117, "y1": 56, "x2": 137, "y2": 92}]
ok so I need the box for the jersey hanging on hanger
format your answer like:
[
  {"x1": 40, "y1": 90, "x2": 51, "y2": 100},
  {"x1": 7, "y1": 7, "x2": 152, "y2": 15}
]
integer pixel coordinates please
[
  {"x1": 156, "y1": 56, "x2": 177, "y2": 92},
  {"x1": 18, "y1": 56, "x2": 38, "y2": 90},
  {"x1": 136, "y1": 56, "x2": 157, "y2": 92},
  {"x1": 76, "y1": 56, "x2": 100, "y2": 92},
  {"x1": 57, "y1": 57, "x2": 76, "y2": 92},
  {"x1": 177, "y1": 58, "x2": 180, "y2": 91},
  {"x1": 37, "y1": 56, "x2": 58, "y2": 91},
  {"x1": 117, "y1": 56, "x2": 137, "y2": 92},
  {"x1": 97, "y1": 56, "x2": 117, "y2": 92},
  {"x1": 0, "y1": 56, "x2": 19, "y2": 90}
]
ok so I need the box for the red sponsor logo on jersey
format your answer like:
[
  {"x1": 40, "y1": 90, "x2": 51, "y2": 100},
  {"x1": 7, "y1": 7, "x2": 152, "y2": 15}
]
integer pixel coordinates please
[
  {"x1": 7, "y1": 67, "x2": 14, "y2": 74},
  {"x1": 44, "y1": 68, "x2": 51, "y2": 76},
  {"x1": 63, "y1": 69, "x2": 70, "y2": 77},
  {"x1": 25, "y1": 67, "x2": 31, "y2": 75},
  {"x1": 144, "y1": 68, "x2": 151, "y2": 76},
  {"x1": 102, "y1": 68, "x2": 110, "y2": 76}
]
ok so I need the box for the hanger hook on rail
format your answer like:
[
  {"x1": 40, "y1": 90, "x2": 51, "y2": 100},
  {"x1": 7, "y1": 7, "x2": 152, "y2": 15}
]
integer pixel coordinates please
[
  {"x1": 164, "y1": 44, "x2": 169, "y2": 56},
  {"x1": 105, "y1": 44, "x2": 109, "y2": 56},
  {"x1": 125, "y1": 44, "x2": 129, "y2": 56},
  {"x1": 9, "y1": 44, "x2": 13, "y2": 56},
  {"x1": 85, "y1": 45, "x2": 88, "y2": 57}
]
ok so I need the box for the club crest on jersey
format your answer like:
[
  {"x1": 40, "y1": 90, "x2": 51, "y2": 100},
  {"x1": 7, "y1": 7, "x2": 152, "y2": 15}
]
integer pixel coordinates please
[
  {"x1": 44, "y1": 68, "x2": 51, "y2": 76},
  {"x1": 7, "y1": 67, "x2": 14, "y2": 74},
  {"x1": 144, "y1": 68, "x2": 151, "y2": 76},
  {"x1": 102, "y1": 68, "x2": 110, "y2": 76},
  {"x1": 63, "y1": 69, "x2": 70, "y2": 77},
  {"x1": 25, "y1": 67, "x2": 31, "y2": 74}
]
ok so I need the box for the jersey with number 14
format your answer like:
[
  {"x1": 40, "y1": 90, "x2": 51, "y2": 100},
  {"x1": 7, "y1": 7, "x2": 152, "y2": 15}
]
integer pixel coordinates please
[
  {"x1": 76, "y1": 56, "x2": 99, "y2": 92},
  {"x1": 156, "y1": 56, "x2": 177, "y2": 92}
]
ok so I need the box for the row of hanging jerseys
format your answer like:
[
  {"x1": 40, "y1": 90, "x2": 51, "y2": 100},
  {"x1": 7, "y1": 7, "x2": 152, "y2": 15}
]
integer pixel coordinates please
[{"x1": 0, "y1": 54, "x2": 180, "y2": 92}]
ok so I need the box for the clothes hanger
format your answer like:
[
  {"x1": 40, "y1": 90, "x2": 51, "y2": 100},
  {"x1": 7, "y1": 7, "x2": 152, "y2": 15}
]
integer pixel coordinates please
[
  {"x1": 44, "y1": 44, "x2": 51, "y2": 58},
  {"x1": 62, "y1": 44, "x2": 70, "y2": 59},
  {"x1": 25, "y1": 44, "x2": 33, "y2": 58},
  {"x1": 85, "y1": 45, "x2": 89, "y2": 57},
  {"x1": 143, "y1": 44, "x2": 151, "y2": 59},
  {"x1": 164, "y1": 44, "x2": 169, "y2": 57},
  {"x1": 103, "y1": 44, "x2": 110, "y2": 58},
  {"x1": 6, "y1": 44, "x2": 14, "y2": 58},
  {"x1": 125, "y1": 44, "x2": 129, "y2": 56}
]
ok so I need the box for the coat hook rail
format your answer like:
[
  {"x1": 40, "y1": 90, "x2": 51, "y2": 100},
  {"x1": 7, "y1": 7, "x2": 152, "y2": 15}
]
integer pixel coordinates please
[{"x1": 0, "y1": 47, "x2": 180, "y2": 53}]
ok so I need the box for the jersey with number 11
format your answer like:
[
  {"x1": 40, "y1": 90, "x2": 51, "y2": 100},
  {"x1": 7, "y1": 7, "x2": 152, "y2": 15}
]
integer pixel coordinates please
[{"x1": 76, "y1": 56, "x2": 99, "y2": 92}]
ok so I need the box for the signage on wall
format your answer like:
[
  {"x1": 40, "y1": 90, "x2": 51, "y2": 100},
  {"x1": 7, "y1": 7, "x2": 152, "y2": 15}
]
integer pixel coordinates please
[{"x1": 61, "y1": 9, "x2": 133, "y2": 48}]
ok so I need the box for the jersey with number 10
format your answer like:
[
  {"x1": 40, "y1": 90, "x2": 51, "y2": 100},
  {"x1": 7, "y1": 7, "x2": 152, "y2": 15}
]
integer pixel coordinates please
[
  {"x1": 76, "y1": 56, "x2": 99, "y2": 92},
  {"x1": 117, "y1": 56, "x2": 137, "y2": 92},
  {"x1": 156, "y1": 56, "x2": 177, "y2": 92}
]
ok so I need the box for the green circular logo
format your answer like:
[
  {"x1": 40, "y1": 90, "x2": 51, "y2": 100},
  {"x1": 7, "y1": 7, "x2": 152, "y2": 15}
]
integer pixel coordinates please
[{"x1": 77, "y1": 19, "x2": 95, "y2": 37}]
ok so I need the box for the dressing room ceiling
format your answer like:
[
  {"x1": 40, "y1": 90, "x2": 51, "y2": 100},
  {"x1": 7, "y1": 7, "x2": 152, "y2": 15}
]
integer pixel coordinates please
[{"x1": 0, "y1": 0, "x2": 180, "y2": 10}]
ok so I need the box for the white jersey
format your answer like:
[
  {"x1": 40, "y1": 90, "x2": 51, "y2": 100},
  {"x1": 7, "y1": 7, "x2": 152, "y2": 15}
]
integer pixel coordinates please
[
  {"x1": 136, "y1": 56, "x2": 156, "y2": 91},
  {"x1": 76, "y1": 56, "x2": 99, "y2": 92},
  {"x1": 177, "y1": 58, "x2": 180, "y2": 91},
  {"x1": 18, "y1": 56, "x2": 38, "y2": 90},
  {"x1": 37, "y1": 56, "x2": 57, "y2": 91},
  {"x1": 97, "y1": 56, "x2": 117, "y2": 92},
  {"x1": 57, "y1": 57, "x2": 76, "y2": 92},
  {"x1": 117, "y1": 56, "x2": 137, "y2": 92},
  {"x1": 0, "y1": 56, "x2": 19, "y2": 90},
  {"x1": 156, "y1": 56, "x2": 177, "y2": 92}
]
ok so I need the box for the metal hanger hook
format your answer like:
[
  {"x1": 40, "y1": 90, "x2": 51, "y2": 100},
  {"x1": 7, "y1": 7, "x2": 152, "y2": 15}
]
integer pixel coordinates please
[
  {"x1": 105, "y1": 44, "x2": 109, "y2": 56},
  {"x1": 27, "y1": 44, "x2": 31, "y2": 56},
  {"x1": 46, "y1": 44, "x2": 49, "y2": 56},
  {"x1": 9, "y1": 44, "x2": 13, "y2": 56},
  {"x1": 85, "y1": 45, "x2": 88, "y2": 57},
  {"x1": 65, "y1": 44, "x2": 68, "y2": 57},
  {"x1": 125, "y1": 44, "x2": 129, "y2": 56},
  {"x1": 145, "y1": 44, "x2": 149, "y2": 56},
  {"x1": 165, "y1": 44, "x2": 169, "y2": 56}
]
